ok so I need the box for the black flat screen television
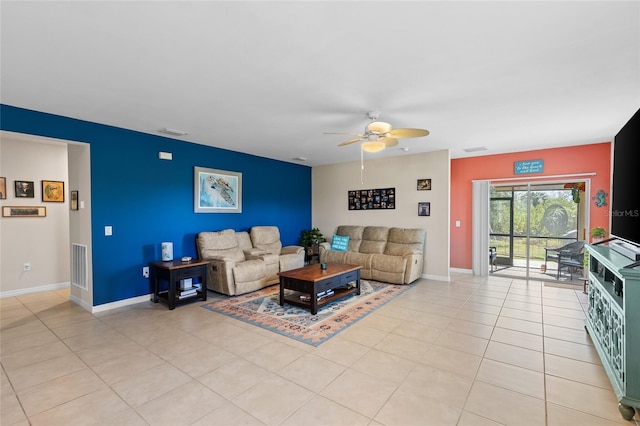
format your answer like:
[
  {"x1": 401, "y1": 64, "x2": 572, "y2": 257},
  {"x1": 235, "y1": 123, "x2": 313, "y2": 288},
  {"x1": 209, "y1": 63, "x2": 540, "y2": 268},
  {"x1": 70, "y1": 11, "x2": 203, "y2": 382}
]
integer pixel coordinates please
[{"x1": 610, "y1": 108, "x2": 640, "y2": 249}]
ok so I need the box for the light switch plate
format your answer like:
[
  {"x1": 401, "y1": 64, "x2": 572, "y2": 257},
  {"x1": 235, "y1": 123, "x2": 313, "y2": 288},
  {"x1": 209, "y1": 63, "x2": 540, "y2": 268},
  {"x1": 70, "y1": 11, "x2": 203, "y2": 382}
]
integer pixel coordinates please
[{"x1": 105, "y1": 226, "x2": 112, "y2": 236}]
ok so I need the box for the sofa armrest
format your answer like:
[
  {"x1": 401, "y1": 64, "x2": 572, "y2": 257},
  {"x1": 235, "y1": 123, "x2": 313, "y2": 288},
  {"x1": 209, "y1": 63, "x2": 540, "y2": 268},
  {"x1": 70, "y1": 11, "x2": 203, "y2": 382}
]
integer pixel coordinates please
[
  {"x1": 281, "y1": 245, "x2": 304, "y2": 256},
  {"x1": 243, "y1": 248, "x2": 266, "y2": 258}
]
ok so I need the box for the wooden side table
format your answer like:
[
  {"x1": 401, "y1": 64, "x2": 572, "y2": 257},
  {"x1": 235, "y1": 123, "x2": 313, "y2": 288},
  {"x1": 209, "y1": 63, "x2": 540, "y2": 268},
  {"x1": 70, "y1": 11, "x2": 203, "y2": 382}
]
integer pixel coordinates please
[{"x1": 150, "y1": 259, "x2": 208, "y2": 310}]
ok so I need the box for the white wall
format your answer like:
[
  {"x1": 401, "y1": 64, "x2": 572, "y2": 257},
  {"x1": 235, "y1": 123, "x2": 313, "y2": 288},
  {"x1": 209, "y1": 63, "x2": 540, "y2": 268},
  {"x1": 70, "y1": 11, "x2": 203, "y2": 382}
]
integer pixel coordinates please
[
  {"x1": 0, "y1": 132, "x2": 70, "y2": 294},
  {"x1": 312, "y1": 149, "x2": 451, "y2": 281}
]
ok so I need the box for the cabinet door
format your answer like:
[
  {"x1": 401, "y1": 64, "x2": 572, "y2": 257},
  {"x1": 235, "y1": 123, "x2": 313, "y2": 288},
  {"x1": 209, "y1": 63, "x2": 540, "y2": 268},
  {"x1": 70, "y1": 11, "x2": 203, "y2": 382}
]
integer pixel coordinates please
[{"x1": 610, "y1": 303, "x2": 625, "y2": 389}]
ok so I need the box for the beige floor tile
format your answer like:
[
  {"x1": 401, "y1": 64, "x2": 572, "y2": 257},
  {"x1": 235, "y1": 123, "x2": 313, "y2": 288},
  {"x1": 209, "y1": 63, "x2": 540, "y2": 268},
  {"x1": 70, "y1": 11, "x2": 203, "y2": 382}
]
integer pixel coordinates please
[
  {"x1": 389, "y1": 320, "x2": 442, "y2": 343},
  {"x1": 233, "y1": 375, "x2": 314, "y2": 426},
  {"x1": 543, "y1": 336, "x2": 602, "y2": 364},
  {"x1": 483, "y1": 341, "x2": 544, "y2": 372},
  {"x1": 0, "y1": 318, "x2": 49, "y2": 340},
  {"x1": 243, "y1": 339, "x2": 306, "y2": 372},
  {"x1": 104, "y1": 409, "x2": 149, "y2": 426},
  {"x1": 91, "y1": 350, "x2": 166, "y2": 384},
  {"x1": 543, "y1": 313, "x2": 586, "y2": 330},
  {"x1": 1, "y1": 389, "x2": 28, "y2": 426},
  {"x1": 28, "y1": 388, "x2": 131, "y2": 426},
  {"x1": 505, "y1": 293, "x2": 542, "y2": 304},
  {"x1": 399, "y1": 363, "x2": 474, "y2": 409},
  {"x1": 17, "y1": 368, "x2": 107, "y2": 417},
  {"x1": 320, "y1": 369, "x2": 397, "y2": 418},
  {"x1": 6, "y1": 353, "x2": 87, "y2": 392},
  {"x1": 490, "y1": 327, "x2": 544, "y2": 351},
  {"x1": 495, "y1": 316, "x2": 543, "y2": 335},
  {"x1": 136, "y1": 380, "x2": 225, "y2": 425},
  {"x1": 281, "y1": 395, "x2": 370, "y2": 426},
  {"x1": 313, "y1": 337, "x2": 370, "y2": 366},
  {"x1": 446, "y1": 318, "x2": 494, "y2": 339},
  {"x1": 460, "y1": 301, "x2": 502, "y2": 315},
  {"x1": 198, "y1": 358, "x2": 274, "y2": 399},
  {"x1": 546, "y1": 402, "x2": 628, "y2": 426},
  {"x1": 435, "y1": 330, "x2": 489, "y2": 356},
  {"x1": 1, "y1": 329, "x2": 61, "y2": 356},
  {"x1": 454, "y1": 308, "x2": 498, "y2": 326},
  {"x1": 0, "y1": 340, "x2": 73, "y2": 371},
  {"x1": 457, "y1": 410, "x2": 504, "y2": 425},
  {"x1": 499, "y1": 307, "x2": 542, "y2": 323},
  {"x1": 279, "y1": 353, "x2": 346, "y2": 392},
  {"x1": 374, "y1": 332, "x2": 432, "y2": 362},
  {"x1": 352, "y1": 349, "x2": 415, "y2": 384},
  {"x1": 544, "y1": 305, "x2": 586, "y2": 319},
  {"x1": 467, "y1": 294, "x2": 505, "y2": 307},
  {"x1": 409, "y1": 310, "x2": 453, "y2": 329},
  {"x1": 545, "y1": 353, "x2": 612, "y2": 389},
  {"x1": 544, "y1": 323, "x2": 591, "y2": 345},
  {"x1": 464, "y1": 381, "x2": 546, "y2": 425},
  {"x1": 476, "y1": 358, "x2": 545, "y2": 399},
  {"x1": 192, "y1": 401, "x2": 265, "y2": 426},
  {"x1": 502, "y1": 300, "x2": 543, "y2": 313},
  {"x1": 355, "y1": 312, "x2": 403, "y2": 332},
  {"x1": 75, "y1": 338, "x2": 146, "y2": 366},
  {"x1": 374, "y1": 386, "x2": 461, "y2": 426},
  {"x1": 545, "y1": 374, "x2": 624, "y2": 423},
  {"x1": 169, "y1": 343, "x2": 239, "y2": 377},
  {"x1": 373, "y1": 304, "x2": 416, "y2": 320},
  {"x1": 542, "y1": 298, "x2": 584, "y2": 311},
  {"x1": 420, "y1": 345, "x2": 482, "y2": 378},
  {"x1": 336, "y1": 324, "x2": 389, "y2": 347},
  {"x1": 111, "y1": 363, "x2": 192, "y2": 407}
]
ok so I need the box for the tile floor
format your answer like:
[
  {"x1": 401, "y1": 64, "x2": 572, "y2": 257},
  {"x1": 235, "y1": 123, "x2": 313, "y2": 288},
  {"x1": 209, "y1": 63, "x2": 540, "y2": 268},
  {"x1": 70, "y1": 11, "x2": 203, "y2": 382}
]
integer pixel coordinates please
[{"x1": 2, "y1": 274, "x2": 639, "y2": 426}]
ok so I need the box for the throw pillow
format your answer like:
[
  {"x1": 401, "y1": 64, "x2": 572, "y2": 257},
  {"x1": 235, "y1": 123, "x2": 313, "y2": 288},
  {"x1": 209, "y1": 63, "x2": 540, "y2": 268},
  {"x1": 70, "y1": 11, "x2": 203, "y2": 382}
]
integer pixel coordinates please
[{"x1": 331, "y1": 235, "x2": 350, "y2": 252}]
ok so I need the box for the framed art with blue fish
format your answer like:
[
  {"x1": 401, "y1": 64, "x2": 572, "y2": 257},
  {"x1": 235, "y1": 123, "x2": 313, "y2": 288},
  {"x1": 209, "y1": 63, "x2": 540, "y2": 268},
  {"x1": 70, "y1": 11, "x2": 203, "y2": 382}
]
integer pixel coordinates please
[{"x1": 194, "y1": 166, "x2": 242, "y2": 213}]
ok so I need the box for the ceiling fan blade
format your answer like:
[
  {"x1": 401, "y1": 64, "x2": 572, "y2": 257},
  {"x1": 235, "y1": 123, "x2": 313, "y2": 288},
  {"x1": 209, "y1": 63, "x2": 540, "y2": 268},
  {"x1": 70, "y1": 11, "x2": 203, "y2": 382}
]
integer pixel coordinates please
[
  {"x1": 381, "y1": 137, "x2": 398, "y2": 148},
  {"x1": 338, "y1": 137, "x2": 366, "y2": 147},
  {"x1": 388, "y1": 128, "x2": 430, "y2": 138}
]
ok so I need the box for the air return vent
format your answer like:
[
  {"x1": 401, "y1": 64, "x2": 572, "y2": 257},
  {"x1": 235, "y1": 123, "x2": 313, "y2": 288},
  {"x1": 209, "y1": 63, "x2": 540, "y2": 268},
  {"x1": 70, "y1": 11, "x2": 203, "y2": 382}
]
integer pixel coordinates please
[{"x1": 71, "y1": 243, "x2": 88, "y2": 290}]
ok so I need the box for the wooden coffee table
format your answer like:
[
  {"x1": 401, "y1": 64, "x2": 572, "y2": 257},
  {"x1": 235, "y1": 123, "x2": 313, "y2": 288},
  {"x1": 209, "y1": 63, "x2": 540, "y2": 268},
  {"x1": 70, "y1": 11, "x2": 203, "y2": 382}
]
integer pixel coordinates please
[{"x1": 278, "y1": 262, "x2": 361, "y2": 314}]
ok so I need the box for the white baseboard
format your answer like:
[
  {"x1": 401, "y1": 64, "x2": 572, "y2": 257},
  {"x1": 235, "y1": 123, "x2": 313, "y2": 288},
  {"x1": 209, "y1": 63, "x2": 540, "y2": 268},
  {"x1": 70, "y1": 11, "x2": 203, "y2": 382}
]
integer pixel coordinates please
[
  {"x1": 450, "y1": 268, "x2": 473, "y2": 274},
  {"x1": 91, "y1": 294, "x2": 152, "y2": 313},
  {"x1": 69, "y1": 293, "x2": 93, "y2": 312},
  {"x1": 421, "y1": 273, "x2": 451, "y2": 282},
  {"x1": 0, "y1": 282, "x2": 70, "y2": 298}
]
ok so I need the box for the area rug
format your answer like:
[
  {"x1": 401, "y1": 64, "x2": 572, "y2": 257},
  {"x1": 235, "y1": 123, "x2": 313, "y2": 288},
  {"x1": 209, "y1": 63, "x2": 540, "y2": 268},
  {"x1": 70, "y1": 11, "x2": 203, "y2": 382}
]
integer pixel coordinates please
[{"x1": 201, "y1": 280, "x2": 412, "y2": 346}]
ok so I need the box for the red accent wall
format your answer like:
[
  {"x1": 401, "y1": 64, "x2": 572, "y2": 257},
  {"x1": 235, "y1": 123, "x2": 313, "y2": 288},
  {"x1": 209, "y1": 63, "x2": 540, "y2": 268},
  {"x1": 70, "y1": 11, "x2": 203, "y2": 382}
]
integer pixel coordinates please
[{"x1": 450, "y1": 142, "x2": 611, "y2": 270}]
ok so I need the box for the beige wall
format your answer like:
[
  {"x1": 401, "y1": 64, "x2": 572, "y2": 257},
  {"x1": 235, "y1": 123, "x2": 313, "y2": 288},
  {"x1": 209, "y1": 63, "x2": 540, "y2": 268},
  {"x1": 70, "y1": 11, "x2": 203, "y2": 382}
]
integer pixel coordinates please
[
  {"x1": 0, "y1": 132, "x2": 70, "y2": 294},
  {"x1": 312, "y1": 149, "x2": 451, "y2": 281}
]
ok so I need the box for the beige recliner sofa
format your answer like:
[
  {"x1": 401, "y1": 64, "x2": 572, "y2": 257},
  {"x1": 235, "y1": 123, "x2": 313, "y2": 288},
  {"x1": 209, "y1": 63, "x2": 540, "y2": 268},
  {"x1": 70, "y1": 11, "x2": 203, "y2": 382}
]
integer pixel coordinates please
[
  {"x1": 319, "y1": 225, "x2": 425, "y2": 284},
  {"x1": 196, "y1": 227, "x2": 304, "y2": 296}
]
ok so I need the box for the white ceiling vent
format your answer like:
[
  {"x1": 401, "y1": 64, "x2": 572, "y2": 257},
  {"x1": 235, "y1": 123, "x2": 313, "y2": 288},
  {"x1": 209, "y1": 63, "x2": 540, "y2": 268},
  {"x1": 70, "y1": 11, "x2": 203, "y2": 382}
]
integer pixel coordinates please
[
  {"x1": 463, "y1": 146, "x2": 488, "y2": 153},
  {"x1": 158, "y1": 128, "x2": 188, "y2": 137}
]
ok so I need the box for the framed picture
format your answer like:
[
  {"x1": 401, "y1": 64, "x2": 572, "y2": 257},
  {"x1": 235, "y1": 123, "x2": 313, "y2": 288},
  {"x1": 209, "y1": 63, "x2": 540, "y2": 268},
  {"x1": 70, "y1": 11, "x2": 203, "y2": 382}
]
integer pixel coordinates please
[
  {"x1": 2, "y1": 206, "x2": 46, "y2": 218},
  {"x1": 70, "y1": 190, "x2": 79, "y2": 210},
  {"x1": 15, "y1": 180, "x2": 35, "y2": 198},
  {"x1": 417, "y1": 178, "x2": 431, "y2": 191},
  {"x1": 194, "y1": 166, "x2": 242, "y2": 213},
  {"x1": 418, "y1": 202, "x2": 431, "y2": 216},
  {"x1": 0, "y1": 177, "x2": 6, "y2": 199},
  {"x1": 42, "y1": 180, "x2": 64, "y2": 202},
  {"x1": 348, "y1": 188, "x2": 395, "y2": 210}
]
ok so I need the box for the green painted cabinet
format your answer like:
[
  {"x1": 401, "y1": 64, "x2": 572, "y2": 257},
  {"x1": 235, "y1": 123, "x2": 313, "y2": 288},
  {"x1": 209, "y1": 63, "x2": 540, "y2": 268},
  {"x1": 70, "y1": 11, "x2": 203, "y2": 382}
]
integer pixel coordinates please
[{"x1": 586, "y1": 242, "x2": 640, "y2": 420}]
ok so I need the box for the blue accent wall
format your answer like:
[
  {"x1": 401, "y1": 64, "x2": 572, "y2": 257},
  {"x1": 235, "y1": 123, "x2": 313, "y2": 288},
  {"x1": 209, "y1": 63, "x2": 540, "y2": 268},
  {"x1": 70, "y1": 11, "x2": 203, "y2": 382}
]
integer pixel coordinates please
[{"x1": 1, "y1": 104, "x2": 312, "y2": 306}]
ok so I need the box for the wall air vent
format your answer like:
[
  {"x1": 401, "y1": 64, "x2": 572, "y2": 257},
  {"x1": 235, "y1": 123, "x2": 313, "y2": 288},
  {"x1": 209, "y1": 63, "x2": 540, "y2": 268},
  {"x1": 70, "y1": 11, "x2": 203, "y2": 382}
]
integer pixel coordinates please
[
  {"x1": 71, "y1": 243, "x2": 88, "y2": 290},
  {"x1": 463, "y1": 146, "x2": 488, "y2": 153}
]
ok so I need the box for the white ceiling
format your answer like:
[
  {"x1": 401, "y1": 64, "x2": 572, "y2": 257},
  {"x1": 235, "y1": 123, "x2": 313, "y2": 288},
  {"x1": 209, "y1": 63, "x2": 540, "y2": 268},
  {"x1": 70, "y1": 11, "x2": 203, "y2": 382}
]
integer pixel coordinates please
[{"x1": 1, "y1": 1, "x2": 638, "y2": 167}]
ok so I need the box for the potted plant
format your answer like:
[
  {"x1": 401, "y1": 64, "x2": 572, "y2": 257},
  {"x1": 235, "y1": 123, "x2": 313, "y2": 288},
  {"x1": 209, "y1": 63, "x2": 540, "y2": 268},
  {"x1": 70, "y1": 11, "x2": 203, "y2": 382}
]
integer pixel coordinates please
[
  {"x1": 591, "y1": 226, "x2": 607, "y2": 243},
  {"x1": 300, "y1": 228, "x2": 325, "y2": 257}
]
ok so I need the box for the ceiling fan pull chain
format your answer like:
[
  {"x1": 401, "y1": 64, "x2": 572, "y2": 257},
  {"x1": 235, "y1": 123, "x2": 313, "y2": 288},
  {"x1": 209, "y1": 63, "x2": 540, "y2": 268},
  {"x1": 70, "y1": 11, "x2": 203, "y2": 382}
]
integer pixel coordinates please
[{"x1": 361, "y1": 147, "x2": 365, "y2": 185}]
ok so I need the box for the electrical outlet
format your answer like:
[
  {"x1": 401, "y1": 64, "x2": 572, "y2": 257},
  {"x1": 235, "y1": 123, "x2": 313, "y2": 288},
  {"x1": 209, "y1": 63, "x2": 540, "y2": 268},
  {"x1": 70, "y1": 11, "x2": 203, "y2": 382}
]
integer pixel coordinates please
[
  {"x1": 142, "y1": 266, "x2": 149, "y2": 278},
  {"x1": 23, "y1": 263, "x2": 32, "y2": 271}
]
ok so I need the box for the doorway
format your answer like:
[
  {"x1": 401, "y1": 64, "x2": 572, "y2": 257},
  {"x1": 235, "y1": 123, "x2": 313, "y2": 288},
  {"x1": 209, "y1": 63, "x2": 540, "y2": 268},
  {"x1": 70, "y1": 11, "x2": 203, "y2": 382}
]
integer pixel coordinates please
[{"x1": 489, "y1": 181, "x2": 587, "y2": 283}]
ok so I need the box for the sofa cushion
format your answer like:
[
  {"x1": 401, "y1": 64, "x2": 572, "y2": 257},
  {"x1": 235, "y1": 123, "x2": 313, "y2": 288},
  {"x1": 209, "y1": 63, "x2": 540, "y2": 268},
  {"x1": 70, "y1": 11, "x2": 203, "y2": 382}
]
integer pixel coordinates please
[
  {"x1": 384, "y1": 228, "x2": 426, "y2": 256},
  {"x1": 331, "y1": 235, "x2": 350, "y2": 251},
  {"x1": 250, "y1": 226, "x2": 283, "y2": 254},
  {"x1": 198, "y1": 230, "x2": 245, "y2": 263},
  {"x1": 359, "y1": 226, "x2": 389, "y2": 254},
  {"x1": 335, "y1": 225, "x2": 364, "y2": 251}
]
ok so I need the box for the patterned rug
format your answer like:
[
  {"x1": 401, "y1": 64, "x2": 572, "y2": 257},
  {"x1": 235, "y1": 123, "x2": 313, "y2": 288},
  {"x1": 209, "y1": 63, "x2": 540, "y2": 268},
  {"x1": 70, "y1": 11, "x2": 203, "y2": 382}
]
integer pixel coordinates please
[{"x1": 201, "y1": 280, "x2": 412, "y2": 346}]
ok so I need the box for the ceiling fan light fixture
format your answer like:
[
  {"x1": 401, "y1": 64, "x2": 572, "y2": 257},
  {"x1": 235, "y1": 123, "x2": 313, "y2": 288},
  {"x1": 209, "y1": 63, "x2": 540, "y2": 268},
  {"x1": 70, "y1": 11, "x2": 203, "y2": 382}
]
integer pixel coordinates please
[
  {"x1": 367, "y1": 121, "x2": 392, "y2": 134},
  {"x1": 362, "y1": 141, "x2": 386, "y2": 153}
]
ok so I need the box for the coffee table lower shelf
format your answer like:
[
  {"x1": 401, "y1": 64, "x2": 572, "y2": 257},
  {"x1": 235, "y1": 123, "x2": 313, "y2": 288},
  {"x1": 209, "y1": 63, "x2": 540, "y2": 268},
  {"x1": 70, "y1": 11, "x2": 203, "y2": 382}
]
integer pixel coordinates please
[{"x1": 283, "y1": 287, "x2": 358, "y2": 311}]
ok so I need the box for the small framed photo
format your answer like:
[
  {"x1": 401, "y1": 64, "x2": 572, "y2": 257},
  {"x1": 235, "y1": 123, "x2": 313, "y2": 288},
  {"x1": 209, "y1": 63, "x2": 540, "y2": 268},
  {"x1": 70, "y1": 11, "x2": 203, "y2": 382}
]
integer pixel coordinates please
[
  {"x1": 417, "y1": 178, "x2": 431, "y2": 191},
  {"x1": 418, "y1": 202, "x2": 431, "y2": 216},
  {"x1": 2, "y1": 206, "x2": 47, "y2": 218},
  {"x1": 70, "y1": 190, "x2": 79, "y2": 210},
  {"x1": 15, "y1": 180, "x2": 35, "y2": 198},
  {"x1": 42, "y1": 180, "x2": 64, "y2": 202},
  {"x1": 0, "y1": 177, "x2": 6, "y2": 199}
]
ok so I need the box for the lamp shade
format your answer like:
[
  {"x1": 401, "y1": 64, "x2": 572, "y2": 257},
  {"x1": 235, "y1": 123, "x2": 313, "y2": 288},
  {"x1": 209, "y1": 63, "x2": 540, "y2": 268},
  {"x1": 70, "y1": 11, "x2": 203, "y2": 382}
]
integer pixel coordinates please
[{"x1": 362, "y1": 141, "x2": 385, "y2": 153}]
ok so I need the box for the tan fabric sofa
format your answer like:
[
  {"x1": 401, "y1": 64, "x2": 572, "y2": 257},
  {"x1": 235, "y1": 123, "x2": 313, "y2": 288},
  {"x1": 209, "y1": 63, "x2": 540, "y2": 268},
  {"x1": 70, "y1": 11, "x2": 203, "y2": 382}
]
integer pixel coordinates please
[
  {"x1": 319, "y1": 225, "x2": 425, "y2": 284},
  {"x1": 196, "y1": 227, "x2": 304, "y2": 296}
]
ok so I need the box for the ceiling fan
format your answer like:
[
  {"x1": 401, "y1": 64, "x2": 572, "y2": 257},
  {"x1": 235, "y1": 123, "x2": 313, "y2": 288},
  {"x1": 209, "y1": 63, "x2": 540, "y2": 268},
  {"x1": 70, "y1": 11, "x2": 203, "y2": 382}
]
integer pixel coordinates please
[{"x1": 325, "y1": 111, "x2": 429, "y2": 153}]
